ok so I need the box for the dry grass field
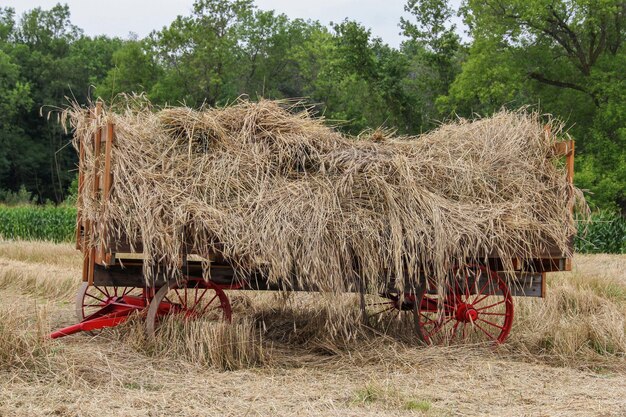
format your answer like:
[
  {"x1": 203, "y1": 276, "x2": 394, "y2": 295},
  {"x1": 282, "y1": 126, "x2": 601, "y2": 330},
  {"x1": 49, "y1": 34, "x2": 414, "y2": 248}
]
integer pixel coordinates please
[{"x1": 0, "y1": 240, "x2": 624, "y2": 416}]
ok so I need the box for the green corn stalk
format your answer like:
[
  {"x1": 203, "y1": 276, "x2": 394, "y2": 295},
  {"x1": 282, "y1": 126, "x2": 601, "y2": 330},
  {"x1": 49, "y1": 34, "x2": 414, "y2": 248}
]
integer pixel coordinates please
[
  {"x1": 575, "y1": 211, "x2": 626, "y2": 254},
  {"x1": 0, "y1": 205, "x2": 76, "y2": 242}
]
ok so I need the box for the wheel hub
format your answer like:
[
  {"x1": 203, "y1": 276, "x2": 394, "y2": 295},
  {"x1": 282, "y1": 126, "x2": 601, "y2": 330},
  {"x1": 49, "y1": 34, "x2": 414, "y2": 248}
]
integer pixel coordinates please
[{"x1": 456, "y1": 303, "x2": 478, "y2": 322}]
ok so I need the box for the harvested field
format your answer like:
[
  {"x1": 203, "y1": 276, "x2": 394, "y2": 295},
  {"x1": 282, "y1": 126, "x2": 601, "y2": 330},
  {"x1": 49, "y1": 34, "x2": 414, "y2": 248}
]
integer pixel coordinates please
[{"x1": 1, "y1": 241, "x2": 625, "y2": 416}]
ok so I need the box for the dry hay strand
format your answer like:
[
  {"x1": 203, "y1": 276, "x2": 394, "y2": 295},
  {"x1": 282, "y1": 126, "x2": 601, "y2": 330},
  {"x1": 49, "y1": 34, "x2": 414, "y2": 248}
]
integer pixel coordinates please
[
  {"x1": 0, "y1": 261, "x2": 78, "y2": 301},
  {"x1": 63, "y1": 96, "x2": 585, "y2": 300},
  {"x1": 0, "y1": 304, "x2": 52, "y2": 371},
  {"x1": 114, "y1": 292, "x2": 398, "y2": 369},
  {"x1": 0, "y1": 241, "x2": 80, "y2": 268},
  {"x1": 506, "y1": 262, "x2": 626, "y2": 369},
  {"x1": 117, "y1": 314, "x2": 266, "y2": 371},
  {"x1": 250, "y1": 292, "x2": 370, "y2": 355}
]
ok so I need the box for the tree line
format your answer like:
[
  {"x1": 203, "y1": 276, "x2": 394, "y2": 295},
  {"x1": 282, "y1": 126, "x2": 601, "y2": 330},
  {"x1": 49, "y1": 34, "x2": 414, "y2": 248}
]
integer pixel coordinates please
[{"x1": 0, "y1": 0, "x2": 623, "y2": 212}]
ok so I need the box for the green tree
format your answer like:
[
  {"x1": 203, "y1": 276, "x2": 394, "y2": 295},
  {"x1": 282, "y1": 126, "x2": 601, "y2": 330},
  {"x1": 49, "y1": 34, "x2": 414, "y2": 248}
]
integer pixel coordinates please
[
  {"x1": 97, "y1": 38, "x2": 159, "y2": 100},
  {"x1": 150, "y1": 0, "x2": 254, "y2": 106},
  {"x1": 400, "y1": 0, "x2": 464, "y2": 126},
  {"x1": 0, "y1": 4, "x2": 121, "y2": 202},
  {"x1": 0, "y1": 48, "x2": 33, "y2": 187},
  {"x1": 442, "y1": 0, "x2": 625, "y2": 210}
]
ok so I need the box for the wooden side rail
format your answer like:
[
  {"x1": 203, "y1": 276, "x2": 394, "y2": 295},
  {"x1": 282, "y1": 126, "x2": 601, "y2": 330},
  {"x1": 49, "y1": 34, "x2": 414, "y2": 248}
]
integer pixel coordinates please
[
  {"x1": 77, "y1": 102, "x2": 117, "y2": 284},
  {"x1": 552, "y1": 139, "x2": 575, "y2": 272},
  {"x1": 98, "y1": 121, "x2": 116, "y2": 266},
  {"x1": 553, "y1": 140, "x2": 575, "y2": 185}
]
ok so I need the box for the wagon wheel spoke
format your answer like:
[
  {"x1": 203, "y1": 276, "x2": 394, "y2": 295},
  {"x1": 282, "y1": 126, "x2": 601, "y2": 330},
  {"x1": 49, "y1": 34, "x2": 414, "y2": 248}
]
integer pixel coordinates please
[
  {"x1": 478, "y1": 318, "x2": 505, "y2": 330},
  {"x1": 74, "y1": 283, "x2": 147, "y2": 337},
  {"x1": 121, "y1": 287, "x2": 135, "y2": 297},
  {"x1": 146, "y1": 279, "x2": 232, "y2": 337},
  {"x1": 84, "y1": 292, "x2": 106, "y2": 304},
  {"x1": 416, "y1": 266, "x2": 514, "y2": 345},
  {"x1": 192, "y1": 288, "x2": 210, "y2": 311},
  {"x1": 476, "y1": 300, "x2": 506, "y2": 311},
  {"x1": 198, "y1": 294, "x2": 220, "y2": 316},
  {"x1": 472, "y1": 276, "x2": 492, "y2": 305},
  {"x1": 471, "y1": 321, "x2": 498, "y2": 341},
  {"x1": 93, "y1": 286, "x2": 110, "y2": 298}
]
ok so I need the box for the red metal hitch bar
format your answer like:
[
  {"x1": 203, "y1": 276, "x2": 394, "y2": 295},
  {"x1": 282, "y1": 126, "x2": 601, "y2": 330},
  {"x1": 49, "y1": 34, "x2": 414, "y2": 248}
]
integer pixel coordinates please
[
  {"x1": 49, "y1": 295, "x2": 176, "y2": 339},
  {"x1": 50, "y1": 278, "x2": 239, "y2": 339},
  {"x1": 50, "y1": 295, "x2": 146, "y2": 339}
]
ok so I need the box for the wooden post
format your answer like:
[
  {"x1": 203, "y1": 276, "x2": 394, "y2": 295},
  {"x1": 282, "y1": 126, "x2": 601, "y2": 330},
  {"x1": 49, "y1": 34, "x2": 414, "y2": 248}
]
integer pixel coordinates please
[
  {"x1": 566, "y1": 141, "x2": 575, "y2": 185},
  {"x1": 80, "y1": 108, "x2": 95, "y2": 282},
  {"x1": 75, "y1": 127, "x2": 86, "y2": 250},
  {"x1": 550, "y1": 140, "x2": 576, "y2": 272},
  {"x1": 565, "y1": 141, "x2": 574, "y2": 272},
  {"x1": 552, "y1": 140, "x2": 575, "y2": 186},
  {"x1": 99, "y1": 122, "x2": 115, "y2": 265},
  {"x1": 87, "y1": 102, "x2": 103, "y2": 285}
]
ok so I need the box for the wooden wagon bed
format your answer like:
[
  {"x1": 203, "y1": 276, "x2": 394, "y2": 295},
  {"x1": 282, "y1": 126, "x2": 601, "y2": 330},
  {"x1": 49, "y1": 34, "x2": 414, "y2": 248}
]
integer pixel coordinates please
[{"x1": 51, "y1": 103, "x2": 577, "y2": 343}]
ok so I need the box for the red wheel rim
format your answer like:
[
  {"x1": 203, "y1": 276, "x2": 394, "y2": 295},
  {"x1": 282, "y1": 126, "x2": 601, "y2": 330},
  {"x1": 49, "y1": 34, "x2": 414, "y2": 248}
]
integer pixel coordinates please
[
  {"x1": 146, "y1": 278, "x2": 232, "y2": 336},
  {"x1": 164, "y1": 279, "x2": 231, "y2": 320},
  {"x1": 417, "y1": 265, "x2": 514, "y2": 345},
  {"x1": 76, "y1": 283, "x2": 150, "y2": 321}
]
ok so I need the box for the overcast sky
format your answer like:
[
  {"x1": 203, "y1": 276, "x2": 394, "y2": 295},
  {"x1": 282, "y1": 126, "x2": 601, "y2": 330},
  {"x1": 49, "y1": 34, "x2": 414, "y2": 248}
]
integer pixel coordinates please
[{"x1": 3, "y1": 1, "x2": 431, "y2": 47}]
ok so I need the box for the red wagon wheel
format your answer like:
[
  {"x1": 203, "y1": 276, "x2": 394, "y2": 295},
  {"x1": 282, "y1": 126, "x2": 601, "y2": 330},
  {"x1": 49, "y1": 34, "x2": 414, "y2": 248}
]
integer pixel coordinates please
[
  {"x1": 75, "y1": 282, "x2": 149, "y2": 321},
  {"x1": 74, "y1": 282, "x2": 150, "y2": 335},
  {"x1": 145, "y1": 277, "x2": 232, "y2": 337},
  {"x1": 361, "y1": 290, "x2": 420, "y2": 338},
  {"x1": 416, "y1": 265, "x2": 514, "y2": 345}
]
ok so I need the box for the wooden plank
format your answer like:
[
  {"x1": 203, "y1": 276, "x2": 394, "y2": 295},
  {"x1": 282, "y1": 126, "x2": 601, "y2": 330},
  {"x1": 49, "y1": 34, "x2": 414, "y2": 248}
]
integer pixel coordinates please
[
  {"x1": 553, "y1": 140, "x2": 574, "y2": 156},
  {"x1": 78, "y1": 141, "x2": 87, "y2": 280},
  {"x1": 81, "y1": 251, "x2": 90, "y2": 282},
  {"x1": 564, "y1": 258, "x2": 572, "y2": 272},
  {"x1": 87, "y1": 102, "x2": 103, "y2": 285},
  {"x1": 566, "y1": 141, "x2": 575, "y2": 184},
  {"x1": 93, "y1": 264, "x2": 167, "y2": 287},
  {"x1": 115, "y1": 252, "x2": 212, "y2": 262},
  {"x1": 75, "y1": 129, "x2": 85, "y2": 250},
  {"x1": 99, "y1": 122, "x2": 115, "y2": 265}
]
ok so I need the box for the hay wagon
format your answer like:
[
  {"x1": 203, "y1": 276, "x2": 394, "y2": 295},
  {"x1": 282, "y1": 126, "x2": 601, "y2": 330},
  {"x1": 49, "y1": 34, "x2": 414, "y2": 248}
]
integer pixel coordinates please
[{"x1": 50, "y1": 103, "x2": 577, "y2": 345}]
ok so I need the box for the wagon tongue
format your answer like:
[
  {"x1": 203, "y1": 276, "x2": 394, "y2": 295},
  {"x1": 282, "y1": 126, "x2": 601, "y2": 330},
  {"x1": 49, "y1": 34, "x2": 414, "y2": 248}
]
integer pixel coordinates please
[{"x1": 49, "y1": 294, "x2": 147, "y2": 339}]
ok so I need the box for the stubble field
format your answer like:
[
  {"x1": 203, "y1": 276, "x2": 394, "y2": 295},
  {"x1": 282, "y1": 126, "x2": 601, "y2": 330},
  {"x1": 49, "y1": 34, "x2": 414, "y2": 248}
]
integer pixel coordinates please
[{"x1": 0, "y1": 241, "x2": 624, "y2": 416}]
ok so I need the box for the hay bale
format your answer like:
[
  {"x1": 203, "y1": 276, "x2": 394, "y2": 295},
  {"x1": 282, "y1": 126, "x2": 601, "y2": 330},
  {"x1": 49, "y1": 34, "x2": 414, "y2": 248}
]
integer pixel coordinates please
[{"x1": 66, "y1": 97, "x2": 585, "y2": 293}]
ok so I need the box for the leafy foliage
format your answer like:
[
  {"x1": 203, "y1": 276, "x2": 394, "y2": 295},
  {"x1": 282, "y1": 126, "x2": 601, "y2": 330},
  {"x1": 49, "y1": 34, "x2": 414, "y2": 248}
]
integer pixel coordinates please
[
  {"x1": 0, "y1": 0, "x2": 623, "y2": 222},
  {"x1": 0, "y1": 185, "x2": 33, "y2": 206},
  {"x1": 444, "y1": 0, "x2": 625, "y2": 211}
]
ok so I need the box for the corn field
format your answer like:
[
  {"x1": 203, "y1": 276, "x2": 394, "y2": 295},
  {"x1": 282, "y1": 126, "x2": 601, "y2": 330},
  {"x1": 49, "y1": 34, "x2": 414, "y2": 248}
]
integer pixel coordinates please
[
  {"x1": 575, "y1": 211, "x2": 626, "y2": 254},
  {"x1": 0, "y1": 205, "x2": 76, "y2": 243},
  {"x1": 0, "y1": 205, "x2": 623, "y2": 253}
]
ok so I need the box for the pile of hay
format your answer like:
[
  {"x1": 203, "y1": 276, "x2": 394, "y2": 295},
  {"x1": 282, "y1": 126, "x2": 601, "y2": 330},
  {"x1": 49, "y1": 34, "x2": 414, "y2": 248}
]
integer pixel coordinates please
[{"x1": 66, "y1": 97, "x2": 583, "y2": 293}]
